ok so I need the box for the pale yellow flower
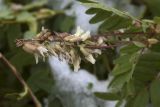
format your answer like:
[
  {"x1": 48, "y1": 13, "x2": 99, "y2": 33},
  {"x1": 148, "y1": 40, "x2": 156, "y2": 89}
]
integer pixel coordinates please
[
  {"x1": 34, "y1": 46, "x2": 48, "y2": 64},
  {"x1": 64, "y1": 26, "x2": 91, "y2": 42}
]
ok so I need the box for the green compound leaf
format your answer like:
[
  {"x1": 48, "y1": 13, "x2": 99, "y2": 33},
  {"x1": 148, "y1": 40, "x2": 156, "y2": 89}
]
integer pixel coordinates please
[
  {"x1": 150, "y1": 79, "x2": 160, "y2": 107},
  {"x1": 94, "y1": 92, "x2": 121, "y2": 101},
  {"x1": 133, "y1": 88, "x2": 149, "y2": 107}
]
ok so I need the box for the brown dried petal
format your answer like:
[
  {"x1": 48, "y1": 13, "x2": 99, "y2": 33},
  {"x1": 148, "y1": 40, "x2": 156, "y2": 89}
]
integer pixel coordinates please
[{"x1": 22, "y1": 43, "x2": 37, "y2": 54}]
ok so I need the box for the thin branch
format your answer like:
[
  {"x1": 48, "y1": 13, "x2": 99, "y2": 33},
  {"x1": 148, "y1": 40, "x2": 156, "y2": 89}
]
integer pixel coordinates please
[
  {"x1": 65, "y1": 44, "x2": 118, "y2": 49},
  {"x1": 85, "y1": 44, "x2": 117, "y2": 49},
  {"x1": 16, "y1": 29, "x2": 151, "y2": 50},
  {"x1": 93, "y1": 31, "x2": 157, "y2": 37},
  {"x1": 0, "y1": 53, "x2": 42, "y2": 107}
]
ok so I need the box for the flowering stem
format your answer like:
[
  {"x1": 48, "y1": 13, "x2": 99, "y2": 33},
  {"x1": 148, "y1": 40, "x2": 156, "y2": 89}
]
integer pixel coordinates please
[
  {"x1": 85, "y1": 45, "x2": 117, "y2": 49},
  {"x1": 93, "y1": 31, "x2": 157, "y2": 37}
]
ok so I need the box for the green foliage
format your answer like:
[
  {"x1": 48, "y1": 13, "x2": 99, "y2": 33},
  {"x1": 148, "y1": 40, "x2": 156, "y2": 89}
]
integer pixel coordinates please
[
  {"x1": 94, "y1": 92, "x2": 121, "y2": 101},
  {"x1": 1, "y1": 0, "x2": 160, "y2": 107},
  {"x1": 144, "y1": 0, "x2": 160, "y2": 16},
  {"x1": 0, "y1": 6, "x2": 14, "y2": 20},
  {"x1": 150, "y1": 79, "x2": 160, "y2": 107},
  {"x1": 22, "y1": 0, "x2": 48, "y2": 10},
  {"x1": 78, "y1": 0, "x2": 160, "y2": 107},
  {"x1": 0, "y1": 0, "x2": 56, "y2": 33},
  {"x1": 0, "y1": 0, "x2": 69, "y2": 107},
  {"x1": 133, "y1": 88, "x2": 149, "y2": 107},
  {"x1": 79, "y1": 0, "x2": 137, "y2": 32},
  {"x1": 50, "y1": 15, "x2": 75, "y2": 32},
  {"x1": 109, "y1": 44, "x2": 142, "y2": 91},
  {"x1": 27, "y1": 64, "x2": 54, "y2": 93}
]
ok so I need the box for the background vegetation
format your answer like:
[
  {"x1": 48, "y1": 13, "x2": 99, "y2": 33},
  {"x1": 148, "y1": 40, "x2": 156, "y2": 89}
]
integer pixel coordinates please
[{"x1": 0, "y1": 0, "x2": 160, "y2": 107}]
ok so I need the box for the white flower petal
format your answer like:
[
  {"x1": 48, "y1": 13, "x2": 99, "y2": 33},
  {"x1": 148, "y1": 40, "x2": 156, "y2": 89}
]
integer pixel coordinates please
[
  {"x1": 80, "y1": 46, "x2": 90, "y2": 56},
  {"x1": 148, "y1": 38, "x2": 158, "y2": 45},
  {"x1": 74, "y1": 26, "x2": 84, "y2": 37},
  {"x1": 51, "y1": 49, "x2": 58, "y2": 56},
  {"x1": 70, "y1": 37, "x2": 81, "y2": 42},
  {"x1": 37, "y1": 46, "x2": 48, "y2": 57},
  {"x1": 64, "y1": 35, "x2": 81, "y2": 42},
  {"x1": 85, "y1": 54, "x2": 95, "y2": 64},
  {"x1": 40, "y1": 50, "x2": 44, "y2": 56},
  {"x1": 34, "y1": 54, "x2": 39, "y2": 64},
  {"x1": 80, "y1": 46, "x2": 96, "y2": 64},
  {"x1": 94, "y1": 49, "x2": 102, "y2": 55},
  {"x1": 98, "y1": 37, "x2": 103, "y2": 44},
  {"x1": 81, "y1": 31, "x2": 90, "y2": 41},
  {"x1": 70, "y1": 49, "x2": 81, "y2": 72},
  {"x1": 73, "y1": 56, "x2": 81, "y2": 72},
  {"x1": 41, "y1": 26, "x2": 45, "y2": 31}
]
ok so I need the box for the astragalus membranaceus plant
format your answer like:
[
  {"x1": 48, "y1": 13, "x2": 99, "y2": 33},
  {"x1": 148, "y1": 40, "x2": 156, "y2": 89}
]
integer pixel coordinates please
[
  {"x1": 16, "y1": 0, "x2": 160, "y2": 106},
  {"x1": 16, "y1": 26, "x2": 116, "y2": 72}
]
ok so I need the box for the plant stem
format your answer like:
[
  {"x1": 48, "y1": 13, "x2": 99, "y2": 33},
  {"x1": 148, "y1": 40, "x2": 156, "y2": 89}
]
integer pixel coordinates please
[
  {"x1": 85, "y1": 45, "x2": 117, "y2": 49},
  {"x1": 0, "y1": 53, "x2": 42, "y2": 107},
  {"x1": 94, "y1": 31, "x2": 157, "y2": 37}
]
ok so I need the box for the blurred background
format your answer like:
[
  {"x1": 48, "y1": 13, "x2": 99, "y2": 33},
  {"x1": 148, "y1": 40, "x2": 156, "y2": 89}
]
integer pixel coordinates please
[{"x1": 0, "y1": 0, "x2": 159, "y2": 107}]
